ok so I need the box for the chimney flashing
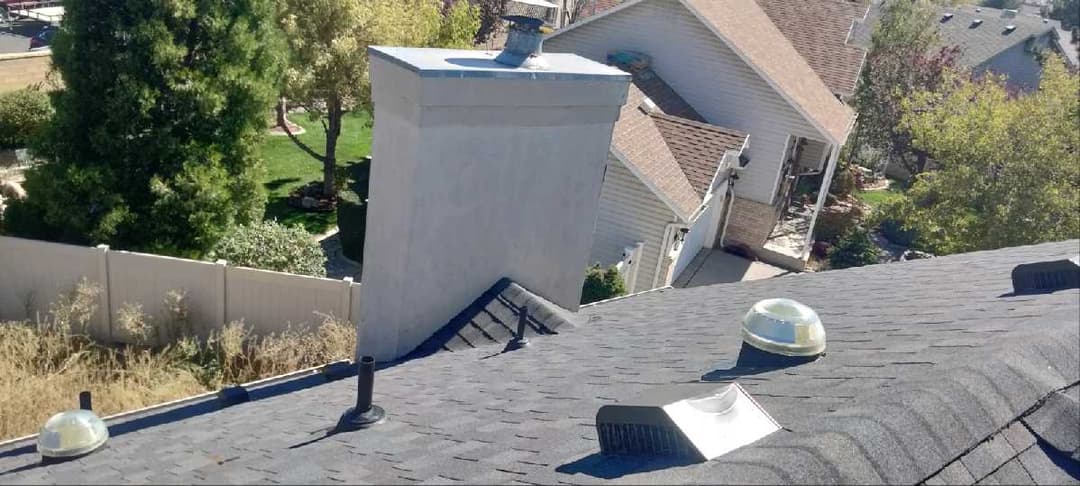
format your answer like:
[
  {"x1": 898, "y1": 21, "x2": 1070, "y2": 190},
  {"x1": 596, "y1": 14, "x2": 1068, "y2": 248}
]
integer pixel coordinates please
[{"x1": 368, "y1": 46, "x2": 630, "y2": 83}]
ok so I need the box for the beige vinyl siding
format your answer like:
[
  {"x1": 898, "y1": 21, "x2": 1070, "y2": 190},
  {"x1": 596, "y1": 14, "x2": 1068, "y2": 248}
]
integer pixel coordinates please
[
  {"x1": 797, "y1": 139, "x2": 829, "y2": 171},
  {"x1": 547, "y1": 0, "x2": 824, "y2": 204},
  {"x1": 590, "y1": 154, "x2": 678, "y2": 291}
]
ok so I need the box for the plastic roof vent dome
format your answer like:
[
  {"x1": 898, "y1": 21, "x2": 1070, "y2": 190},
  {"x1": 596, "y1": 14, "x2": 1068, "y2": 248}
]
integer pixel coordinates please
[
  {"x1": 741, "y1": 298, "x2": 825, "y2": 357},
  {"x1": 37, "y1": 409, "x2": 108, "y2": 459}
]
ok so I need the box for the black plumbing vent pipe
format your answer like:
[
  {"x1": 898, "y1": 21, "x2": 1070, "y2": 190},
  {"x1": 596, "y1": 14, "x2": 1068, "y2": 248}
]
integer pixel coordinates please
[{"x1": 336, "y1": 356, "x2": 386, "y2": 431}]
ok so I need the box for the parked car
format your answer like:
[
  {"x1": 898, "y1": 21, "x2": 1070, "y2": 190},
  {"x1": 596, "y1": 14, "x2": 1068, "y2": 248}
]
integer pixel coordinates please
[{"x1": 28, "y1": 26, "x2": 55, "y2": 51}]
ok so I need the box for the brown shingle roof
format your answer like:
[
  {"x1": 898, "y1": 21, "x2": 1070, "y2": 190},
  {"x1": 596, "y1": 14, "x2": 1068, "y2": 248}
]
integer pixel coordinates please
[
  {"x1": 652, "y1": 113, "x2": 746, "y2": 197},
  {"x1": 683, "y1": 0, "x2": 857, "y2": 144},
  {"x1": 754, "y1": 0, "x2": 869, "y2": 98},
  {"x1": 612, "y1": 69, "x2": 747, "y2": 220}
]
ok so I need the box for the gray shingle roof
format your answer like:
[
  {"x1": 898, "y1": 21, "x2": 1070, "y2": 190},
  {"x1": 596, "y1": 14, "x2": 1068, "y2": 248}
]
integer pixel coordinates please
[
  {"x1": 852, "y1": 2, "x2": 1068, "y2": 69},
  {"x1": 404, "y1": 278, "x2": 577, "y2": 359},
  {"x1": 1, "y1": 240, "x2": 1078, "y2": 484},
  {"x1": 937, "y1": 5, "x2": 1060, "y2": 68}
]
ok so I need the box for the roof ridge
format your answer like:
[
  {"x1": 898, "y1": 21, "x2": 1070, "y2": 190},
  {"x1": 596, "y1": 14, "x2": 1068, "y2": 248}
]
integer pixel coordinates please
[{"x1": 648, "y1": 111, "x2": 747, "y2": 138}]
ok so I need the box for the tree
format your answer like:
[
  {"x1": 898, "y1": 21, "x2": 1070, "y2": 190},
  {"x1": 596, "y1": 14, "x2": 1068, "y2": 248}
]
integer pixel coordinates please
[
  {"x1": 897, "y1": 58, "x2": 1080, "y2": 255},
  {"x1": 1048, "y1": 0, "x2": 1079, "y2": 30},
  {"x1": 278, "y1": 0, "x2": 480, "y2": 198},
  {"x1": 981, "y1": 0, "x2": 1021, "y2": 9},
  {"x1": 4, "y1": 0, "x2": 282, "y2": 257},
  {"x1": 474, "y1": 0, "x2": 508, "y2": 44},
  {"x1": 853, "y1": 0, "x2": 960, "y2": 178}
]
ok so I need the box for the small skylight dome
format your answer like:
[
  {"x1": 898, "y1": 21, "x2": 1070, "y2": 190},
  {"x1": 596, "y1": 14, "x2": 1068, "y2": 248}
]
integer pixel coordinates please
[
  {"x1": 37, "y1": 410, "x2": 108, "y2": 459},
  {"x1": 741, "y1": 298, "x2": 825, "y2": 357}
]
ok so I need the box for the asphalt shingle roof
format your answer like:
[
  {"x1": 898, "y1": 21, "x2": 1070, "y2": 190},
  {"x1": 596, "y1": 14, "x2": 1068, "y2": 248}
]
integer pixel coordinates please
[
  {"x1": 1, "y1": 240, "x2": 1078, "y2": 484},
  {"x1": 852, "y1": 2, "x2": 1074, "y2": 69},
  {"x1": 754, "y1": 0, "x2": 870, "y2": 98},
  {"x1": 937, "y1": 5, "x2": 1061, "y2": 68},
  {"x1": 612, "y1": 69, "x2": 747, "y2": 219}
]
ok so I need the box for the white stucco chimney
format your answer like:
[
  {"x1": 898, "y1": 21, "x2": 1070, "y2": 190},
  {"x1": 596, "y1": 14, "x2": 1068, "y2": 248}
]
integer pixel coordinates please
[{"x1": 358, "y1": 46, "x2": 630, "y2": 360}]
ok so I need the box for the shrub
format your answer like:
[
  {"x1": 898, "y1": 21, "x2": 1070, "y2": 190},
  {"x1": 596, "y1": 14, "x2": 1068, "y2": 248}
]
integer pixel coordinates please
[
  {"x1": 871, "y1": 198, "x2": 919, "y2": 247},
  {"x1": 209, "y1": 221, "x2": 326, "y2": 277},
  {"x1": 828, "y1": 227, "x2": 881, "y2": 270},
  {"x1": 337, "y1": 188, "x2": 367, "y2": 263},
  {"x1": 581, "y1": 264, "x2": 627, "y2": 305},
  {"x1": 829, "y1": 167, "x2": 857, "y2": 197},
  {"x1": 813, "y1": 204, "x2": 864, "y2": 244},
  {"x1": 0, "y1": 89, "x2": 51, "y2": 149}
]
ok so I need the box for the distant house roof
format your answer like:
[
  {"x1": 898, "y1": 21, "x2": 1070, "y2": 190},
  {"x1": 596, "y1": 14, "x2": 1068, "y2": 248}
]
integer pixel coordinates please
[
  {"x1": 852, "y1": 2, "x2": 1077, "y2": 68},
  {"x1": 611, "y1": 68, "x2": 748, "y2": 221},
  {"x1": 3, "y1": 240, "x2": 1077, "y2": 484},
  {"x1": 754, "y1": 0, "x2": 870, "y2": 98},
  {"x1": 937, "y1": 5, "x2": 1065, "y2": 68}
]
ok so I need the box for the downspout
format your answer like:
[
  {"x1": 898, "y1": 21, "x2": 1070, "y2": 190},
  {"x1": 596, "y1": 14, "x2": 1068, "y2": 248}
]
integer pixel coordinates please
[{"x1": 718, "y1": 165, "x2": 745, "y2": 248}]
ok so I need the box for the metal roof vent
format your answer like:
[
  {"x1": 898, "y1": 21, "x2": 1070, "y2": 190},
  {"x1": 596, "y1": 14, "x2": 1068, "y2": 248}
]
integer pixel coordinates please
[
  {"x1": 943, "y1": 12, "x2": 954, "y2": 21},
  {"x1": 972, "y1": 18, "x2": 984, "y2": 27},
  {"x1": 1011, "y1": 256, "x2": 1080, "y2": 294},
  {"x1": 38, "y1": 392, "x2": 108, "y2": 461},
  {"x1": 1004, "y1": 24, "x2": 1017, "y2": 33},
  {"x1": 639, "y1": 96, "x2": 658, "y2": 114},
  {"x1": 742, "y1": 298, "x2": 826, "y2": 357},
  {"x1": 596, "y1": 383, "x2": 780, "y2": 461},
  {"x1": 494, "y1": 0, "x2": 557, "y2": 70}
]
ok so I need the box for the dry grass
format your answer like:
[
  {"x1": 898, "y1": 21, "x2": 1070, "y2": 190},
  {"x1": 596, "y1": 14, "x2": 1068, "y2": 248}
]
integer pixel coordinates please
[{"x1": 0, "y1": 281, "x2": 356, "y2": 441}]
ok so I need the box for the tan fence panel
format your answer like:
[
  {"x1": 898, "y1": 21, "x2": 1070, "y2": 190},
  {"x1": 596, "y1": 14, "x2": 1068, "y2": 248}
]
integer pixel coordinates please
[
  {"x1": 226, "y1": 267, "x2": 351, "y2": 336},
  {"x1": 107, "y1": 250, "x2": 225, "y2": 343},
  {"x1": 0, "y1": 52, "x2": 52, "y2": 92},
  {"x1": 0, "y1": 236, "x2": 109, "y2": 339}
]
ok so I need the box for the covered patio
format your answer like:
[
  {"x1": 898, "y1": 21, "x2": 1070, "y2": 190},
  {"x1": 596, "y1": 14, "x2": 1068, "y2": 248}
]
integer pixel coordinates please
[{"x1": 673, "y1": 248, "x2": 790, "y2": 288}]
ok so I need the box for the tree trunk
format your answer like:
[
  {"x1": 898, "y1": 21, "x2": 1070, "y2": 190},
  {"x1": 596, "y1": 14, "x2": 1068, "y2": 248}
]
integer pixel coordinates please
[
  {"x1": 323, "y1": 96, "x2": 342, "y2": 198},
  {"x1": 276, "y1": 97, "x2": 288, "y2": 128}
]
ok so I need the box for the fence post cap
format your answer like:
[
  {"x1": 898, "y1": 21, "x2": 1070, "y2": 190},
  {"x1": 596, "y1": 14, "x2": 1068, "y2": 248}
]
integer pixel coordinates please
[
  {"x1": 95, "y1": 244, "x2": 109, "y2": 250},
  {"x1": 215, "y1": 259, "x2": 227, "y2": 266},
  {"x1": 343, "y1": 277, "x2": 354, "y2": 283}
]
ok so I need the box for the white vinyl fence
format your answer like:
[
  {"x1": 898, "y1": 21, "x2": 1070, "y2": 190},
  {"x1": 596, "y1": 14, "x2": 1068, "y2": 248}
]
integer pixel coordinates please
[{"x1": 0, "y1": 236, "x2": 360, "y2": 344}]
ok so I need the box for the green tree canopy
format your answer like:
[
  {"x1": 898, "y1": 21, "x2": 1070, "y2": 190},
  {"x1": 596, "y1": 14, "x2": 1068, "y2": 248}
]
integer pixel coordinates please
[
  {"x1": 278, "y1": 0, "x2": 480, "y2": 196},
  {"x1": 896, "y1": 58, "x2": 1080, "y2": 254},
  {"x1": 6, "y1": 0, "x2": 283, "y2": 257},
  {"x1": 853, "y1": 0, "x2": 959, "y2": 177}
]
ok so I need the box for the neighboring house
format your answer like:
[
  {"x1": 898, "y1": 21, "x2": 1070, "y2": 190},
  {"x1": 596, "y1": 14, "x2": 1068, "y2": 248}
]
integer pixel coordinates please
[
  {"x1": 545, "y1": 0, "x2": 861, "y2": 283},
  {"x1": 854, "y1": 2, "x2": 1079, "y2": 92},
  {"x1": 4, "y1": 239, "x2": 1077, "y2": 484}
]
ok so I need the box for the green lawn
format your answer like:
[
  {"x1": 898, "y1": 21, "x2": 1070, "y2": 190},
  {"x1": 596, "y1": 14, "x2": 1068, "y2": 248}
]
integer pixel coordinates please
[
  {"x1": 855, "y1": 180, "x2": 906, "y2": 209},
  {"x1": 260, "y1": 111, "x2": 372, "y2": 234}
]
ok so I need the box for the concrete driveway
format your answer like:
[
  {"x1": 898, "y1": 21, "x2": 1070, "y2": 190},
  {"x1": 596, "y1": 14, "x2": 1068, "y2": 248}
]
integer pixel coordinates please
[{"x1": 673, "y1": 248, "x2": 791, "y2": 288}]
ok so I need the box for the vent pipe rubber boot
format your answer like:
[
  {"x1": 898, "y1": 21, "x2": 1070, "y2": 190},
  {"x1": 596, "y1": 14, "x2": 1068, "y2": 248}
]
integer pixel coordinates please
[{"x1": 337, "y1": 356, "x2": 386, "y2": 431}]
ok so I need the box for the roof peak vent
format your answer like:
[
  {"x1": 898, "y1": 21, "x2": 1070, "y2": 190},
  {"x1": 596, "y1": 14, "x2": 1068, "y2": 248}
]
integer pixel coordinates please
[
  {"x1": 1011, "y1": 256, "x2": 1080, "y2": 295},
  {"x1": 639, "y1": 96, "x2": 658, "y2": 114}
]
